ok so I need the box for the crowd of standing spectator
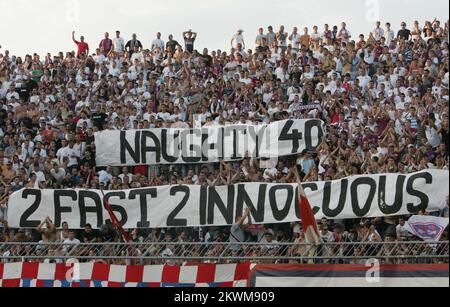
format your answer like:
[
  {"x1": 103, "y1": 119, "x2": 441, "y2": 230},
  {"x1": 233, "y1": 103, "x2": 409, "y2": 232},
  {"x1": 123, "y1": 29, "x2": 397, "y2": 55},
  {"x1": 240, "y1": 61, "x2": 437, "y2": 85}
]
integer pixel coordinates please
[{"x1": 0, "y1": 19, "x2": 449, "y2": 263}]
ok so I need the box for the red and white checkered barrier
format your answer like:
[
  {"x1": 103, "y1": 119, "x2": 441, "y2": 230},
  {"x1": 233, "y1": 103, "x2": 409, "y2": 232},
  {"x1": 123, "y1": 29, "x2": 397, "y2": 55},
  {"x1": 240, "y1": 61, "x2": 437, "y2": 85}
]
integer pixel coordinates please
[
  {"x1": 0, "y1": 262, "x2": 252, "y2": 287},
  {"x1": 3, "y1": 262, "x2": 447, "y2": 287}
]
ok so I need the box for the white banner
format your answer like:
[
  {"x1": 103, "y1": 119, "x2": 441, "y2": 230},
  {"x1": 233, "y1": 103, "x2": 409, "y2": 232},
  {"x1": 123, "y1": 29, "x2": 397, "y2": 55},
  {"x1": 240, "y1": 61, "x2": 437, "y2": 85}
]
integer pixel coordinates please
[
  {"x1": 94, "y1": 119, "x2": 325, "y2": 166},
  {"x1": 6, "y1": 170, "x2": 449, "y2": 229}
]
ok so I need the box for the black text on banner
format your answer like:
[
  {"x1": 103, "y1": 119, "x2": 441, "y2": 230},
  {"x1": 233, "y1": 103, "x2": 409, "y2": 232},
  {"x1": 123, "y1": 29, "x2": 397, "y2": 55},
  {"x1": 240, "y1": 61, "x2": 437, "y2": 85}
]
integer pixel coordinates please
[
  {"x1": 6, "y1": 171, "x2": 449, "y2": 229},
  {"x1": 94, "y1": 119, "x2": 325, "y2": 166}
]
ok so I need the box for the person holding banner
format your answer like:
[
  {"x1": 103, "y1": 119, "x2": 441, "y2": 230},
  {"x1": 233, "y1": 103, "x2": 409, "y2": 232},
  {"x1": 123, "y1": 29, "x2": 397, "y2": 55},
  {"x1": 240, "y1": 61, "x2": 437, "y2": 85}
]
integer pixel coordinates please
[{"x1": 230, "y1": 208, "x2": 252, "y2": 254}]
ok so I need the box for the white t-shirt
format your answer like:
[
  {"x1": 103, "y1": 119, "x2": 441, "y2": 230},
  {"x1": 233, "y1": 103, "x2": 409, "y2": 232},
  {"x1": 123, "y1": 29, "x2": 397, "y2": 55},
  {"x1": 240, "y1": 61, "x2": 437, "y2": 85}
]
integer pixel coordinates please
[
  {"x1": 425, "y1": 126, "x2": 441, "y2": 148},
  {"x1": 56, "y1": 146, "x2": 80, "y2": 167},
  {"x1": 255, "y1": 34, "x2": 266, "y2": 45},
  {"x1": 290, "y1": 33, "x2": 301, "y2": 49},
  {"x1": 385, "y1": 29, "x2": 395, "y2": 46},
  {"x1": 63, "y1": 238, "x2": 80, "y2": 245},
  {"x1": 6, "y1": 91, "x2": 19, "y2": 101},
  {"x1": 108, "y1": 67, "x2": 121, "y2": 77},
  {"x1": 161, "y1": 248, "x2": 174, "y2": 257},
  {"x1": 263, "y1": 168, "x2": 278, "y2": 180},
  {"x1": 357, "y1": 75, "x2": 371, "y2": 89},
  {"x1": 131, "y1": 52, "x2": 144, "y2": 63},
  {"x1": 157, "y1": 112, "x2": 171, "y2": 121},
  {"x1": 63, "y1": 238, "x2": 80, "y2": 252},
  {"x1": 143, "y1": 112, "x2": 157, "y2": 121},
  {"x1": 35, "y1": 171, "x2": 46, "y2": 184},
  {"x1": 395, "y1": 101, "x2": 406, "y2": 110},
  {"x1": 152, "y1": 39, "x2": 165, "y2": 51},
  {"x1": 368, "y1": 230, "x2": 381, "y2": 242},
  {"x1": 396, "y1": 224, "x2": 409, "y2": 238},
  {"x1": 320, "y1": 231, "x2": 334, "y2": 243},
  {"x1": 232, "y1": 34, "x2": 245, "y2": 49},
  {"x1": 113, "y1": 37, "x2": 125, "y2": 52},
  {"x1": 76, "y1": 118, "x2": 93, "y2": 129},
  {"x1": 118, "y1": 173, "x2": 133, "y2": 182},
  {"x1": 98, "y1": 170, "x2": 113, "y2": 186},
  {"x1": 338, "y1": 29, "x2": 351, "y2": 42},
  {"x1": 51, "y1": 168, "x2": 66, "y2": 182},
  {"x1": 372, "y1": 27, "x2": 385, "y2": 41}
]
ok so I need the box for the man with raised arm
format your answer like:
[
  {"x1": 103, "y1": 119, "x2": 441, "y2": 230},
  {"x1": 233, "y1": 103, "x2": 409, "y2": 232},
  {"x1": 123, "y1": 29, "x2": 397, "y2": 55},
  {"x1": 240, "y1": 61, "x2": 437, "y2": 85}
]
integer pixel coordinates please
[
  {"x1": 183, "y1": 29, "x2": 197, "y2": 53},
  {"x1": 230, "y1": 208, "x2": 251, "y2": 254},
  {"x1": 72, "y1": 31, "x2": 89, "y2": 57}
]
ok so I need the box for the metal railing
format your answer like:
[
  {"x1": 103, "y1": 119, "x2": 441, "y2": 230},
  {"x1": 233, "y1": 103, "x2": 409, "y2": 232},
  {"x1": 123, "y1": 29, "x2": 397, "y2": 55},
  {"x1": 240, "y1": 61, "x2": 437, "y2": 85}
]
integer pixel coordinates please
[{"x1": 0, "y1": 241, "x2": 448, "y2": 264}]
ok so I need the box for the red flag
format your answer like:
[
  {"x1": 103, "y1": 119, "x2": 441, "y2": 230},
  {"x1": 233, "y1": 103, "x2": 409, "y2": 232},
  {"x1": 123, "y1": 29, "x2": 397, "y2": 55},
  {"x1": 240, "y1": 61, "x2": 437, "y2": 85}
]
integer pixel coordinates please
[
  {"x1": 100, "y1": 188, "x2": 134, "y2": 265},
  {"x1": 297, "y1": 183, "x2": 321, "y2": 245},
  {"x1": 100, "y1": 188, "x2": 130, "y2": 243}
]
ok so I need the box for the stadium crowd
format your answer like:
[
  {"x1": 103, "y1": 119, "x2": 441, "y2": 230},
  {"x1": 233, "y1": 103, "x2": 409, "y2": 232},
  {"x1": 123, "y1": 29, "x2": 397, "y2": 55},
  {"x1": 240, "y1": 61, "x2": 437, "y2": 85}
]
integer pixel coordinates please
[{"x1": 0, "y1": 19, "x2": 449, "y2": 264}]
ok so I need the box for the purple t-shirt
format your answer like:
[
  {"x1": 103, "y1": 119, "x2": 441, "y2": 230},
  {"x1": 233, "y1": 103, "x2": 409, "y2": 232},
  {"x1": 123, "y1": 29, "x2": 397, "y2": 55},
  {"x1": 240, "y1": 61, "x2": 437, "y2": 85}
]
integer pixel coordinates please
[{"x1": 100, "y1": 38, "x2": 113, "y2": 55}]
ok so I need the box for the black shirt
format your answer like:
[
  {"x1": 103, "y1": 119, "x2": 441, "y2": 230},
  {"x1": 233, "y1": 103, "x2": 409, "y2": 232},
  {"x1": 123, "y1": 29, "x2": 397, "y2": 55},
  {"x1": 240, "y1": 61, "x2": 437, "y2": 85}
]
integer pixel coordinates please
[
  {"x1": 257, "y1": 45, "x2": 269, "y2": 54},
  {"x1": 397, "y1": 29, "x2": 411, "y2": 40},
  {"x1": 166, "y1": 40, "x2": 180, "y2": 54},
  {"x1": 0, "y1": 109, "x2": 6, "y2": 124},
  {"x1": 19, "y1": 80, "x2": 38, "y2": 102},
  {"x1": 290, "y1": 71, "x2": 302, "y2": 81},
  {"x1": 375, "y1": 221, "x2": 391, "y2": 239},
  {"x1": 81, "y1": 230, "x2": 99, "y2": 242},
  {"x1": 80, "y1": 155, "x2": 96, "y2": 168},
  {"x1": 441, "y1": 129, "x2": 449, "y2": 155},
  {"x1": 19, "y1": 116, "x2": 33, "y2": 130},
  {"x1": 427, "y1": 38, "x2": 441, "y2": 48},
  {"x1": 100, "y1": 229, "x2": 119, "y2": 242},
  {"x1": 85, "y1": 135, "x2": 95, "y2": 146},
  {"x1": 184, "y1": 37, "x2": 196, "y2": 52},
  {"x1": 125, "y1": 40, "x2": 143, "y2": 55},
  {"x1": 201, "y1": 54, "x2": 212, "y2": 67},
  {"x1": 86, "y1": 59, "x2": 96, "y2": 73},
  {"x1": 92, "y1": 112, "x2": 107, "y2": 130}
]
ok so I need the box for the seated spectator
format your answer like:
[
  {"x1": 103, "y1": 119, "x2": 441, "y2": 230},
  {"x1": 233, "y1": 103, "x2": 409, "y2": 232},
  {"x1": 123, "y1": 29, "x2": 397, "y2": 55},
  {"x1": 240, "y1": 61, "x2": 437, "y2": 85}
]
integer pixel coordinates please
[
  {"x1": 63, "y1": 230, "x2": 81, "y2": 253},
  {"x1": 396, "y1": 218, "x2": 409, "y2": 240},
  {"x1": 81, "y1": 224, "x2": 99, "y2": 243}
]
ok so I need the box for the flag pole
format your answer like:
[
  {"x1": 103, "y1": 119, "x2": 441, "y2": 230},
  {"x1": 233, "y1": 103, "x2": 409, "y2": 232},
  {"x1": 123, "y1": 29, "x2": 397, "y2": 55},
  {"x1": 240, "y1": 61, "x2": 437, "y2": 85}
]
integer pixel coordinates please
[
  {"x1": 100, "y1": 187, "x2": 134, "y2": 265},
  {"x1": 292, "y1": 166, "x2": 321, "y2": 264}
]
